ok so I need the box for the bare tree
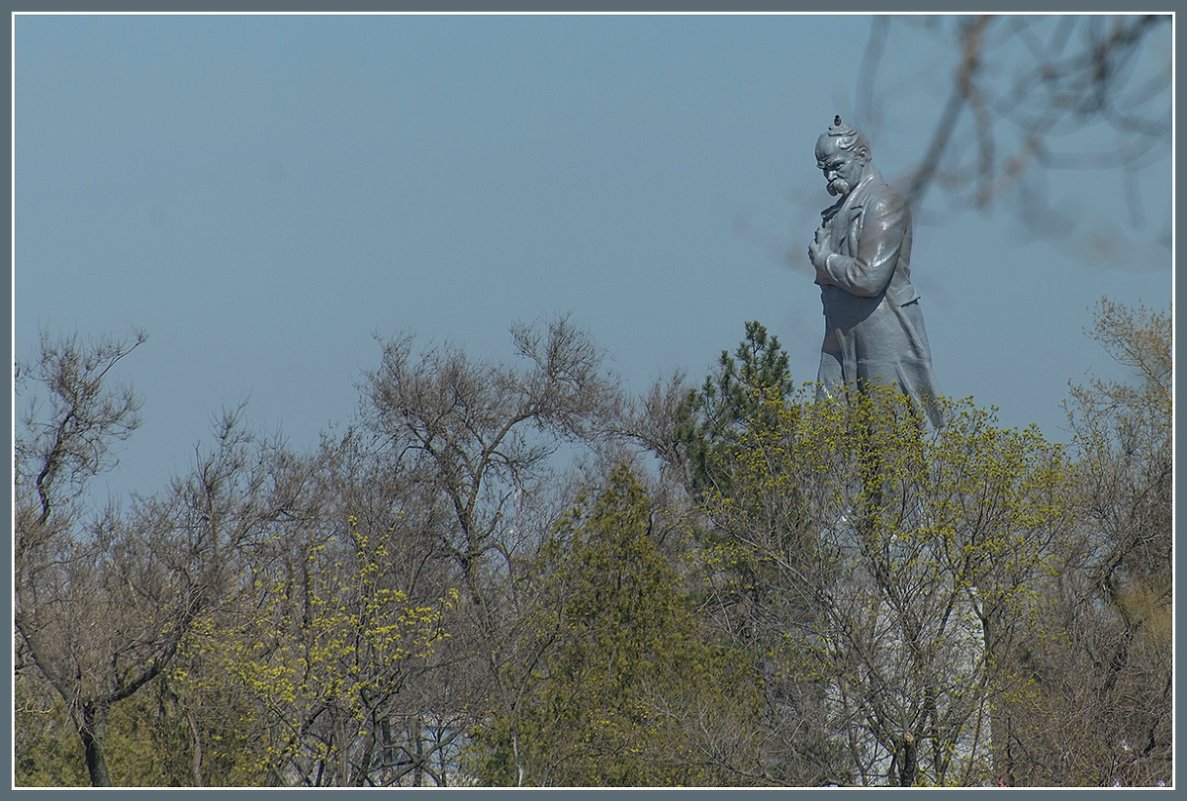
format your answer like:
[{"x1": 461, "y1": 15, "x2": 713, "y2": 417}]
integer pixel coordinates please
[
  {"x1": 13, "y1": 331, "x2": 174, "y2": 786},
  {"x1": 14, "y1": 333, "x2": 303, "y2": 786},
  {"x1": 857, "y1": 15, "x2": 1171, "y2": 246},
  {"x1": 992, "y1": 300, "x2": 1171, "y2": 786},
  {"x1": 360, "y1": 317, "x2": 616, "y2": 783}
]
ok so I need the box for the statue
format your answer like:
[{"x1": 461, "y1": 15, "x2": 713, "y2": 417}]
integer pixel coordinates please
[{"x1": 808, "y1": 116, "x2": 943, "y2": 427}]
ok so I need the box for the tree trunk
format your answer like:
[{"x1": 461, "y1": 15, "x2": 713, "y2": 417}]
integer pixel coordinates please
[
  {"x1": 412, "y1": 715, "x2": 425, "y2": 787},
  {"x1": 897, "y1": 733, "x2": 917, "y2": 786},
  {"x1": 78, "y1": 704, "x2": 112, "y2": 787}
]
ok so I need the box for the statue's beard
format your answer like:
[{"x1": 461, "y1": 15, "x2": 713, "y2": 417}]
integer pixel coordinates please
[{"x1": 827, "y1": 177, "x2": 851, "y2": 197}]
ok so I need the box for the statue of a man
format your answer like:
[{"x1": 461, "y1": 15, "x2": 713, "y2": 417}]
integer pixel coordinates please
[{"x1": 807, "y1": 116, "x2": 943, "y2": 427}]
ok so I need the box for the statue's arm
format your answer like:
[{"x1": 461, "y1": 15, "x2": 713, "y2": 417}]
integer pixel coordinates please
[{"x1": 818, "y1": 194, "x2": 908, "y2": 298}]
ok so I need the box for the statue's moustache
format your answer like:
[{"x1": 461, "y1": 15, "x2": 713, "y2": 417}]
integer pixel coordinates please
[{"x1": 827, "y1": 178, "x2": 849, "y2": 197}]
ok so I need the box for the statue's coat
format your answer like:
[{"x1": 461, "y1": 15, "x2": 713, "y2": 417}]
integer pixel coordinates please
[{"x1": 815, "y1": 166, "x2": 943, "y2": 427}]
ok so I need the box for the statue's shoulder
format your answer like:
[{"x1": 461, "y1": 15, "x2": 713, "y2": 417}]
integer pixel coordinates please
[{"x1": 863, "y1": 175, "x2": 909, "y2": 217}]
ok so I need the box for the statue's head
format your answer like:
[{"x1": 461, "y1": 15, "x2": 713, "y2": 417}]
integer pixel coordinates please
[{"x1": 815, "y1": 115, "x2": 871, "y2": 198}]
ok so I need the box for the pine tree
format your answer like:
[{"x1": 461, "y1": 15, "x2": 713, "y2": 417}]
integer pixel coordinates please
[{"x1": 469, "y1": 464, "x2": 762, "y2": 786}]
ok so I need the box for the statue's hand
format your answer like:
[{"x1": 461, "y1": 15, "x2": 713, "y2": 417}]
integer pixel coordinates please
[{"x1": 808, "y1": 227, "x2": 832, "y2": 272}]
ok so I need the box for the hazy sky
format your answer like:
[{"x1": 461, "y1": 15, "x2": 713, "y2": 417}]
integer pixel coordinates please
[{"x1": 14, "y1": 13, "x2": 1173, "y2": 506}]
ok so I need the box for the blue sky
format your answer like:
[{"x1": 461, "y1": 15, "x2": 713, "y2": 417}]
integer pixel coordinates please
[{"x1": 13, "y1": 13, "x2": 1173, "y2": 506}]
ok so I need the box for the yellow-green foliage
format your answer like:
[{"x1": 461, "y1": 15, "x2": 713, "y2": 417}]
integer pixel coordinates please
[
  {"x1": 173, "y1": 516, "x2": 457, "y2": 785},
  {"x1": 14, "y1": 681, "x2": 87, "y2": 787},
  {"x1": 699, "y1": 384, "x2": 1070, "y2": 786},
  {"x1": 15, "y1": 675, "x2": 205, "y2": 787}
]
